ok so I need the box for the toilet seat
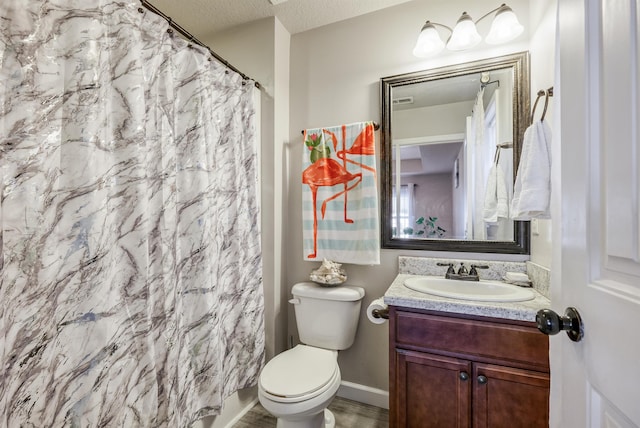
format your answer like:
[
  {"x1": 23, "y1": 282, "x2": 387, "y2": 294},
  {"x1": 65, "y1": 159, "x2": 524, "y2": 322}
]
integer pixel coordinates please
[{"x1": 259, "y1": 345, "x2": 338, "y2": 403}]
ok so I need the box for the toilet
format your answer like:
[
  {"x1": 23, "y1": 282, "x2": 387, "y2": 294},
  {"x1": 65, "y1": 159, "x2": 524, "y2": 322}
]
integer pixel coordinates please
[{"x1": 258, "y1": 282, "x2": 365, "y2": 428}]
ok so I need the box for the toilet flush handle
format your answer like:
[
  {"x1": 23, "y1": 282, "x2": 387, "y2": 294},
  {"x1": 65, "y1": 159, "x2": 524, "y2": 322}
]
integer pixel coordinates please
[{"x1": 288, "y1": 298, "x2": 301, "y2": 305}]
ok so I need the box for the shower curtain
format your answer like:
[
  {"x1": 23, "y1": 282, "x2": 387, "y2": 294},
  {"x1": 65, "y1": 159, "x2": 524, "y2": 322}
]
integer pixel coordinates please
[
  {"x1": 0, "y1": 1, "x2": 264, "y2": 426},
  {"x1": 467, "y1": 88, "x2": 487, "y2": 240}
]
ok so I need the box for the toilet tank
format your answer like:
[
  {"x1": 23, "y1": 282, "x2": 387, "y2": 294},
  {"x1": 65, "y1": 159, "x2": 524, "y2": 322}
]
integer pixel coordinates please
[{"x1": 291, "y1": 282, "x2": 365, "y2": 350}]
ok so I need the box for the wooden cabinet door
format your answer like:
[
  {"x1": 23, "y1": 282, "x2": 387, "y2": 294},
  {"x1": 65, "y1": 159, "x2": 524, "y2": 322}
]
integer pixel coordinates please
[
  {"x1": 394, "y1": 349, "x2": 471, "y2": 428},
  {"x1": 473, "y1": 363, "x2": 550, "y2": 428}
]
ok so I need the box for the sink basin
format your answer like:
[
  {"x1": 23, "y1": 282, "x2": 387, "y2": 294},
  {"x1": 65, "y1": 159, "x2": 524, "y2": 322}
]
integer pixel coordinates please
[{"x1": 404, "y1": 276, "x2": 535, "y2": 302}]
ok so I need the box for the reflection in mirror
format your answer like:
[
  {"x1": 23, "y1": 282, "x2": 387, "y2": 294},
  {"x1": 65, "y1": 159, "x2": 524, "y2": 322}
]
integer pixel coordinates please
[{"x1": 381, "y1": 52, "x2": 530, "y2": 253}]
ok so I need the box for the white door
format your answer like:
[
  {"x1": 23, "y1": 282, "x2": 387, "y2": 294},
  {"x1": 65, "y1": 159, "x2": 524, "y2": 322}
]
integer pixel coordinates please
[{"x1": 552, "y1": 0, "x2": 640, "y2": 427}]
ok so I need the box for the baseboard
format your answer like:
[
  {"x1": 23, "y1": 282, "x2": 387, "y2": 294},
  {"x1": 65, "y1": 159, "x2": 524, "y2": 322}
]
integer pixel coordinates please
[
  {"x1": 221, "y1": 397, "x2": 259, "y2": 428},
  {"x1": 337, "y1": 381, "x2": 389, "y2": 410}
]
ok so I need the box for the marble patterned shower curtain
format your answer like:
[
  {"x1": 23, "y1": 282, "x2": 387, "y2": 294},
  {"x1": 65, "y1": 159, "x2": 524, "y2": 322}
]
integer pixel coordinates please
[{"x1": 0, "y1": 1, "x2": 264, "y2": 426}]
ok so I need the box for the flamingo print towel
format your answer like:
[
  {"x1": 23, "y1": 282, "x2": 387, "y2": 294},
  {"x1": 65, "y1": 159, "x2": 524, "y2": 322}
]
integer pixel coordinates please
[{"x1": 302, "y1": 121, "x2": 380, "y2": 265}]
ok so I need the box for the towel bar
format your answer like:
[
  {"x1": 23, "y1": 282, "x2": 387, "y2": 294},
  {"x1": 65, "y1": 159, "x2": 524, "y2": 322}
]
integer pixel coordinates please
[{"x1": 301, "y1": 121, "x2": 379, "y2": 135}]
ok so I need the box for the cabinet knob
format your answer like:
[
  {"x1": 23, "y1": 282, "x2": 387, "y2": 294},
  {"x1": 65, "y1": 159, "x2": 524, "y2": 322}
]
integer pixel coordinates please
[
  {"x1": 459, "y1": 371, "x2": 469, "y2": 381},
  {"x1": 477, "y1": 375, "x2": 488, "y2": 385}
]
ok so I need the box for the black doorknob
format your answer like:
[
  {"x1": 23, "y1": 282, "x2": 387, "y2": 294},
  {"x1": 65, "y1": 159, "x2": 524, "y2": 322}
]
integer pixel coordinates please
[{"x1": 536, "y1": 307, "x2": 584, "y2": 342}]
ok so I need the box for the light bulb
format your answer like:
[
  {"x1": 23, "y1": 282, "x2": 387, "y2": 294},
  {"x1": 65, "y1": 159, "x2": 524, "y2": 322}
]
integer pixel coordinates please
[
  {"x1": 485, "y1": 5, "x2": 524, "y2": 44},
  {"x1": 446, "y1": 12, "x2": 481, "y2": 51},
  {"x1": 413, "y1": 21, "x2": 445, "y2": 58}
]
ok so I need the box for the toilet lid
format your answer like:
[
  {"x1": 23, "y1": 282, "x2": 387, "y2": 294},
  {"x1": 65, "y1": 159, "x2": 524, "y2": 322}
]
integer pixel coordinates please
[{"x1": 260, "y1": 345, "x2": 337, "y2": 398}]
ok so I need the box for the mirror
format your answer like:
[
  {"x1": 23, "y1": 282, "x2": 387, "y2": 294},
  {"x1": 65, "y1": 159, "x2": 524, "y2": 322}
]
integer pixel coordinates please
[{"x1": 380, "y1": 52, "x2": 530, "y2": 253}]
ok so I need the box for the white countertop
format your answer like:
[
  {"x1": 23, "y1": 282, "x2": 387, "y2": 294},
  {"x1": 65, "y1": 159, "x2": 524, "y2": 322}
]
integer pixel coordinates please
[{"x1": 383, "y1": 274, "x2": 551, "y2": 322}]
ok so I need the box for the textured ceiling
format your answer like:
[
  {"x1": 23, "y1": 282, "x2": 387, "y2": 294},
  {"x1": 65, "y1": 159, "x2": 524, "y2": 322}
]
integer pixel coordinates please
[{"x1": 147, "y1": 0, "x2": 415, "y2": 38}]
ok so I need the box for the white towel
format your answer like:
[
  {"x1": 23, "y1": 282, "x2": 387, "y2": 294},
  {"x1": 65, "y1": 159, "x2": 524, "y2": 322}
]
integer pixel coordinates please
[
  {"x1": 483, "y1": 163, "x2": 509, "y2": 223},
  {"x1": 511, "y1": 120, "x2": 552, "y2": 220},
  {"x1": 503, "y1": 272, "x2": 532, "y2": 287},
  {"x1": 505, "y1": 272, "x2": 530, "y2": 282}
]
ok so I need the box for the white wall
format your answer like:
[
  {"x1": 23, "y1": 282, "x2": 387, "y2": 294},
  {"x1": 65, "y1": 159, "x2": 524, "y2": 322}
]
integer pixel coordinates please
[
  {"x1": 393, "y1": 100, "x2": 474, "y2": 139},
  {"x1": 528, "y1": 0, "x2": 557, "y2": 269},
  {"x1": 289, "y1": 0, "x2": 535, "y2": 398}
]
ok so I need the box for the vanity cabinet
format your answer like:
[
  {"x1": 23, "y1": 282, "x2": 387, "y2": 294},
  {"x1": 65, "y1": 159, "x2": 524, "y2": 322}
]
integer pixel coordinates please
[{"x1": 389, "y1": 307, "x2": 550, "y2": 428}]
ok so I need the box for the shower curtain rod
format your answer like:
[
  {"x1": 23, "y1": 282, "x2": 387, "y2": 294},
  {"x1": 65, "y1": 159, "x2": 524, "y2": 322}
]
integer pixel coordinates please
[
  {"x1": 480, "y1": 79, "x2": 500, "y2": 89},
  {"x1": 139, "y1": 0, "x2": 262, "y2": 90}
]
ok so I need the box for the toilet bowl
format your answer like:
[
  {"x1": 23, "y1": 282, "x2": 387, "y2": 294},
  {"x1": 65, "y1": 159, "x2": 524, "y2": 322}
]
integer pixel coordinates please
[
  {"x1": 258, "y1": 345, "x2": 341, "y2": 428},
  {"x1": 258, "y1": 282, "x2": 365, "y2": 428}
]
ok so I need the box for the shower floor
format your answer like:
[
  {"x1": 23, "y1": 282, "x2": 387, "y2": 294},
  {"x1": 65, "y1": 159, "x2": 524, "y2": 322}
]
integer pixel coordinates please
[{"x1": 233, "y1": 396, "x2": 389, "y2": 427}]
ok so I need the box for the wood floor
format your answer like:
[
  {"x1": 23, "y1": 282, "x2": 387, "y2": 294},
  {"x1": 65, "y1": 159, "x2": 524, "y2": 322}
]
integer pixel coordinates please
[{"x1": 233, "y1": 396, "x2": 389, "y2": 427}]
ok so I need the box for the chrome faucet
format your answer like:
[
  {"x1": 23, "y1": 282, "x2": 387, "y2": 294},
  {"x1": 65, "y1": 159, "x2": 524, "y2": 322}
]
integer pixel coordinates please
[{"x1": 437, "y1": 262, "x2": 489, "y2": 281}]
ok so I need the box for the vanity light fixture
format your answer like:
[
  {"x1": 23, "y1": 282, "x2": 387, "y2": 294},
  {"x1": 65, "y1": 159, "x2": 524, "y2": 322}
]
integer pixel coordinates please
[{"x1": 413, "y1": 3, "x2": 524, "y2": 58}]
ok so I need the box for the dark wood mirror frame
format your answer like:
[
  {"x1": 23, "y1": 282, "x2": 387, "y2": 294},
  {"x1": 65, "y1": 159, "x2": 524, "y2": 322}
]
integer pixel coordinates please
[{"x1": 380, "y1": 52, "x2": 530, "y2": 254}]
